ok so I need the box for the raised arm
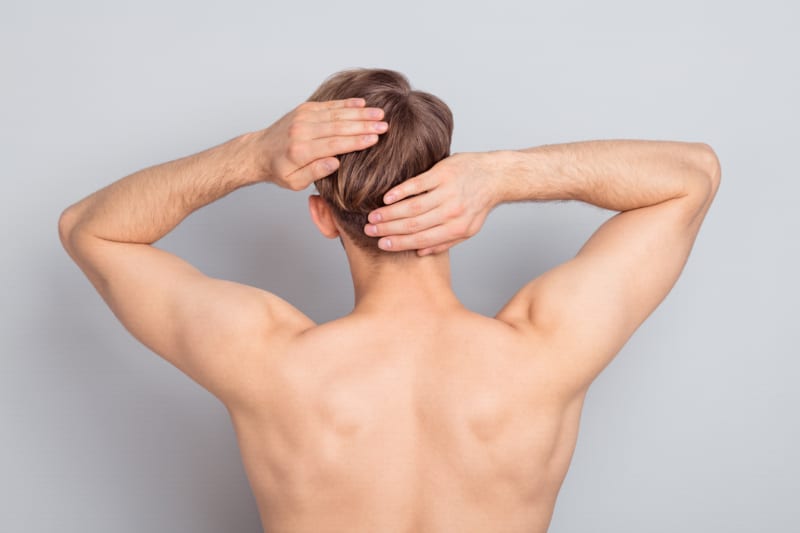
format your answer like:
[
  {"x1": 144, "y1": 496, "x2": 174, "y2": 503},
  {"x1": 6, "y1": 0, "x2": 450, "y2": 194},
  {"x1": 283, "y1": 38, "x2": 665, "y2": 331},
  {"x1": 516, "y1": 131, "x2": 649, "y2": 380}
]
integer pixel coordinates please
[
  {"x1": 58, "y1": 98, "x2": 387, "y2": 404},
  {"x1": 366, "y1": 140, "x2": 720, "y2": 390}
]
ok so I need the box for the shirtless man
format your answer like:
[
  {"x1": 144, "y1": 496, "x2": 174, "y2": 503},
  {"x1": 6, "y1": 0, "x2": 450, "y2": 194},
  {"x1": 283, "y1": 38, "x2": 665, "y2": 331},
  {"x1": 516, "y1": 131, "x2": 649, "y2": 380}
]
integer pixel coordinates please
[{"x1": 58, "y1": 68, "x2": 721, "y2": 533}]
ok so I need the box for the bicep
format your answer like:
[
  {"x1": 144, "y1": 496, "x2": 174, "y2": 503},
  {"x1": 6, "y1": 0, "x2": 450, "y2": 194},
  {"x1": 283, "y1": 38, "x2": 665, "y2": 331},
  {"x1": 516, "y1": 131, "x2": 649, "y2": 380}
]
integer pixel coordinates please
[
  {"x1": 499, "y1": 187, "x2": 715, "y2": 388},
  {"x1": 65, "y1": 235, "x2": 308, "y2": 402}
]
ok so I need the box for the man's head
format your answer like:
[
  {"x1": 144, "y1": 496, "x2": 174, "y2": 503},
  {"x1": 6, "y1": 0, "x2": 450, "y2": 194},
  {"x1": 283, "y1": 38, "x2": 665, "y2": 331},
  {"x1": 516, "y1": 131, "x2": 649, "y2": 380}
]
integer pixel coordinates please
[{"x1": 306, "y1": 68, "x2": 454, "y2": 256}]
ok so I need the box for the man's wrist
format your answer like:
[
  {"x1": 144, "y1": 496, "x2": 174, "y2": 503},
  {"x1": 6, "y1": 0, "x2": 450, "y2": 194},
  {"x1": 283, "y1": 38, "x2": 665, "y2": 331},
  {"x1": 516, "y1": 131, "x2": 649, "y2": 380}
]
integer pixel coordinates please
[
  {"x1": 230, "y1": 130, "x2": 273, "y2": 186},
  {"x1": 482, "y1": 149, "x2": 524, "y2": 205},
  {"x1": 490, "y1": 146, "x2": 575, "y2": 205}
]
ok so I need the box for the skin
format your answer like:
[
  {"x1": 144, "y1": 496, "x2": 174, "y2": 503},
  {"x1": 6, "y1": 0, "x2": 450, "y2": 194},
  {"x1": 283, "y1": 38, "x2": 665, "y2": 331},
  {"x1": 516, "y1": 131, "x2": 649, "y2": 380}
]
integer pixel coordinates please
[{"x1": 59, "y1": 98, "x2": 721, "y2": 533}]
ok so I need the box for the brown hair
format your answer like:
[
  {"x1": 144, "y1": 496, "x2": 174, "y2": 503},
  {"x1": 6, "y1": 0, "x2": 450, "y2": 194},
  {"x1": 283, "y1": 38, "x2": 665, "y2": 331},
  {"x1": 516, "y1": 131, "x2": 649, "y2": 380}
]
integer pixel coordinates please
[{"x1": 307, "y1": 68, "x2": 454, "y2": 253}]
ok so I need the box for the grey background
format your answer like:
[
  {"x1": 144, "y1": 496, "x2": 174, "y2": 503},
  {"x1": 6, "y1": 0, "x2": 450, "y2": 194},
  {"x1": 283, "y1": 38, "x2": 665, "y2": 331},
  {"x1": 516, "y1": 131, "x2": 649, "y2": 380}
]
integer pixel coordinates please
[{"x1": 2, "y1": 0, "x2": 797, "y2": 531}]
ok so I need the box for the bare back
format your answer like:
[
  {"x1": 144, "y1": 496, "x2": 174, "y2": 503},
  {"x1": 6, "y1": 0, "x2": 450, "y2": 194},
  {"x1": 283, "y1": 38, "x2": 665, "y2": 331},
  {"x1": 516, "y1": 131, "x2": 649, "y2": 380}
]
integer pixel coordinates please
[
  {"x1": 227, "y1": 309, "x2": 585, "y2": 533},
  {"x1": 64, "y1": 147, "x2": 717, "y2": 531},
  {"x1": 59, "y1": 94, "x2": 720, "y2": 533}
]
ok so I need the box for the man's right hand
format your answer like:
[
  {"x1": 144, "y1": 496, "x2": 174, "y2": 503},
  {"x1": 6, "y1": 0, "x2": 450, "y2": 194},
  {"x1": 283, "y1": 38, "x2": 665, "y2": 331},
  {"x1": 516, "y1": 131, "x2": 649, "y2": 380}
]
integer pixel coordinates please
[
  {"x1": 364, "y1": 151, "x2": 505, "y2": 255},
  {"x1": 257, "y1": 98, "x2": 387, "y2": 191}
]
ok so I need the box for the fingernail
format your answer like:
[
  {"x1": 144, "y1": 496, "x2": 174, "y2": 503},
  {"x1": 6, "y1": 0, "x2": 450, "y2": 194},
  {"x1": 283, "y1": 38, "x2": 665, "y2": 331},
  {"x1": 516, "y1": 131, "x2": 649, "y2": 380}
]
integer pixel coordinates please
[
  {"x1": 364, "y1": 134, "x2": 378, "y2": 143},
  {"x1": 368, "y1": 108, "x2": 383, "y2": 119},
  {"x1": 384, "y1": 194, "x2": 396, "y2": 204},
  {"x1": 366, "y1": 224, "x2": 377, "y2": 235},
  {"x1": 370, "y1": 212, "x2": 382, "y2": 222},
  {"x1": 374, "y1": 121, "x2": 388, "y2": 132},
  {"x1": 380, "y1": 238, "x2": 392, "y2": 249}
]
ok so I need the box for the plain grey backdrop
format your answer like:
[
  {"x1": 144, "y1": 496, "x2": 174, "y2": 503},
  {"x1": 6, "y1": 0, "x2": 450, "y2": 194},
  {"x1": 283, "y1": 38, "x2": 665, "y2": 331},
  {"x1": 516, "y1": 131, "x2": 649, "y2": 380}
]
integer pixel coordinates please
[{"x1": 2, "y1": 0, "x2": 797, "y2": 531}]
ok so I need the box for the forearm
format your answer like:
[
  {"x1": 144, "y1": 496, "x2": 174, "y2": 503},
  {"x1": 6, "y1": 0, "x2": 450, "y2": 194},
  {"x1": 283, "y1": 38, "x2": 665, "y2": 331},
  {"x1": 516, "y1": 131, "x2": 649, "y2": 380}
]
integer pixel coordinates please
[
  {"x1": 492, "y1": 139, "x2": 719, "y2": 211},
  {"x1": 363, "y1": 139, "x2": 720, "y2": 254},
  {"x1": 60, "y1": 132, "x2": 262, "y2": 245}
]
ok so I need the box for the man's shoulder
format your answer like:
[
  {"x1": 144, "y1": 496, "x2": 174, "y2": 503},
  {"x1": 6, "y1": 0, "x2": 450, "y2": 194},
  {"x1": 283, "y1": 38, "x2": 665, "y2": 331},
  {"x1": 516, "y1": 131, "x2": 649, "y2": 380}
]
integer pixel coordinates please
[
  {"x1": 255, "y1": 291, "x2": 316, "y2": 340},
  {"x1": 283, "y1": 307, "x2": 534, "y2": 357}
]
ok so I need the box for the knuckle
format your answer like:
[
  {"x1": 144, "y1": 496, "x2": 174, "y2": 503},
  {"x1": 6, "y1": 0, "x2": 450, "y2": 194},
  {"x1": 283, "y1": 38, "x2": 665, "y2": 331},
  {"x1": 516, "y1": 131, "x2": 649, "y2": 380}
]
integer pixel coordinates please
[
  {"x1": 287, "y1": 122, "x2": 304, "y2": 139},
  {"x1": 334, "y1": 121, "x2": 352, "y2": 135},
  {"x1": 407, "y1": 197, "x2": 423, "y2": 213},
  {"x1": 414, "y1": 234, "x2": 430, "y2": 248},
  {"x1": 294, "y1": 107, "x2": 311, "y2": 120},
  {"x1": 451, "y1": 221, "x2": 468, "y2": 237},
  {"x1": 327, "y1": 137, "x2": 346, "y2": 153},
  {"x1": 287, "y1": 142, "x2": 306, "y2": 162},
  {"x1": 405, "y1": 218, "x2": 420, "y2": 232},
  {"x1": 447, "y1": 203, "x2": 465, "y2": 219}
]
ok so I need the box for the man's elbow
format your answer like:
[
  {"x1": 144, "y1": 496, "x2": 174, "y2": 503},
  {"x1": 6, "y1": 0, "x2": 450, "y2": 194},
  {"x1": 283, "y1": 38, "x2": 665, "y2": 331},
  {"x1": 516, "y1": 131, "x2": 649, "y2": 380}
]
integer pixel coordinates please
[
  {"x1": 58, "y1": 207, "x2": 82, "y2": 255},
  {"x1": 679, "y1": 143, "x2": 721, "y2": 225},
  {"x1": 694, "y1": 142, "x2": 722, "y2": 199}
]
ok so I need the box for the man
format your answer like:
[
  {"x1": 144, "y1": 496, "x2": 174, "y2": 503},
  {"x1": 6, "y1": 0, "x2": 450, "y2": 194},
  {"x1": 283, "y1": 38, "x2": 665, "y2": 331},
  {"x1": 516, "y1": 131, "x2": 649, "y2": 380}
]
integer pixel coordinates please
[{"x1": 59, "y1": 68, "x2": 720, "y2": 533}]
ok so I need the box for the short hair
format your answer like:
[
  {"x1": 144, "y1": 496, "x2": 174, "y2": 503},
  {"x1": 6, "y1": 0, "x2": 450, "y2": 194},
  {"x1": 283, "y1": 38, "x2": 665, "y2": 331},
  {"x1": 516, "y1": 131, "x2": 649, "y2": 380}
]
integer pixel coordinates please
[{"x1": 307, "y1": 68, "x2": 454, "y2": 253}]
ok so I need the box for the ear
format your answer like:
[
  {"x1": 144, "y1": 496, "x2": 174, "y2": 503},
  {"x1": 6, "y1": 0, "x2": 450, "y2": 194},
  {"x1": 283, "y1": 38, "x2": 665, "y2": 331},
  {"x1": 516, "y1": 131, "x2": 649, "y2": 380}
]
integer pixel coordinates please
[{"x1": 308, "y1": 195, "x2": 341, "y2": 239}]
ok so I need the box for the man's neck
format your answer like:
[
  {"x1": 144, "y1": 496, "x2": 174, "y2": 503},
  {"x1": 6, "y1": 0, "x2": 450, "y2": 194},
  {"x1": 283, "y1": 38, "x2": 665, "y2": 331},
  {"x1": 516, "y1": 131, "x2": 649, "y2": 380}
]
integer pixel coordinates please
[{"x1": 343, "y1": 245, "x2": 462, "y2": 315}]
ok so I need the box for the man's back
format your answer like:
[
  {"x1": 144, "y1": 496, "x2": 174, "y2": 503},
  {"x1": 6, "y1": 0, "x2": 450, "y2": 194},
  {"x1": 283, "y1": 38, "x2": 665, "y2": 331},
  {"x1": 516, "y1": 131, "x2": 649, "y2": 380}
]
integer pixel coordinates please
[
  {"x1": 230, "y1": 308, "x2": 584, "y2": 533},
  {"x1": 58, "y1": 89, "x2": 720, "y2": 533}
]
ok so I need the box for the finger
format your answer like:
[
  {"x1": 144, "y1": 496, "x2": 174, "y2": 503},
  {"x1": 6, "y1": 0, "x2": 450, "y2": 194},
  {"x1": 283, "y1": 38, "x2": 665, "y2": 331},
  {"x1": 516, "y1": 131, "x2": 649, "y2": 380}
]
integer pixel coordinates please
[
  {"x1": 380, "y1": 169, "x2": 441, "y2": 206},
  {"x1": 364, "y1": 204, "x2": 445, "y2": 238},
  {"x1": 305, "y1": 98, "x2": 366, "y2": 110},
  {"x1": 365, "y1": 195, "x2": 446, "y2": 237},
  {"x1": 307, "y1": 106, "x2": 385, "y2": 123},
  {"x1": 376, "y1": 224, "x2": 454, "y2": 252},
  {"x1": 417, "y1": 238, "x2": 466, "y2": 257},
  {"x1": 314, "y1": 157, "x2": 340, "y2": 179},
  {"x1": 285, "y1": 158, "x2": 340, "y2": 191},
  {"x1": 368, "y1": 190, "x2": 442, "y2": 224},
  {"x1": 304, "y1": 134, "x2": 380, "y2": 161},
  {"x1": 306, "y1": 119, "x2": 389, "y2": 140}
]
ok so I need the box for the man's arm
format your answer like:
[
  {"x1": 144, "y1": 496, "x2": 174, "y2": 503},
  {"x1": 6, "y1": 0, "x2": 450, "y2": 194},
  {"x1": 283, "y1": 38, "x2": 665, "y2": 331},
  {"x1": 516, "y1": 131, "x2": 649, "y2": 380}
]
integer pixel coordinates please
[
  {"x1": 365, "y1": 140, "x2": 721, "y2": 391},
  {"x1": 58, "y1": 98, "x2": 387, "y2": 404}
]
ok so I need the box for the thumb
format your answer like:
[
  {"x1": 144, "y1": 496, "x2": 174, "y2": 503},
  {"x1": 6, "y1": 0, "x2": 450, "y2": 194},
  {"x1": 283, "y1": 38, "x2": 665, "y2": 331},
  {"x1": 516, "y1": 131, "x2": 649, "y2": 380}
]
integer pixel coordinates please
[{"x1": 288, "y1": 158, "x2": 339, "y2": 191}]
